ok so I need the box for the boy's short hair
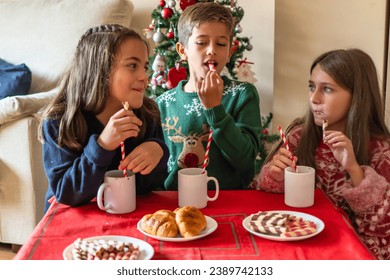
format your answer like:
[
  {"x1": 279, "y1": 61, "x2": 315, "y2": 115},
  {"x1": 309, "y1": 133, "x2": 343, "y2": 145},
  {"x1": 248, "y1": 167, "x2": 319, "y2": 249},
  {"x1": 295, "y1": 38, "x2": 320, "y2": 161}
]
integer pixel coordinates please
[{"x1": 177, "y1": 2, "x2": 234, "y2": 47}]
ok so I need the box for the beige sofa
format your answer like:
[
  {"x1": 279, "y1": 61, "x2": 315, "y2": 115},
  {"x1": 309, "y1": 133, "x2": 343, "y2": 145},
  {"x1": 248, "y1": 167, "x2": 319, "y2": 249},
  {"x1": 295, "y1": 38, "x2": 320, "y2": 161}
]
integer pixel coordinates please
[{"x1": 0, "y1": 0, "x2": 134, "y2": 246}]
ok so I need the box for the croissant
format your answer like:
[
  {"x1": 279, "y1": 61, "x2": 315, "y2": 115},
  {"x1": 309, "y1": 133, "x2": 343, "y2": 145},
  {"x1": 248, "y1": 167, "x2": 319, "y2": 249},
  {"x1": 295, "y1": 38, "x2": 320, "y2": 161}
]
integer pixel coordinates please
[
  {"x1": 174, "y1": 206, "x2": 207, "y2": 238},
  {"x1": 154, "y1": 209, "x2": 176, "y2": 219},
  {"x1": 140, "y1": 213, "x2": 178, "y2": 238}
]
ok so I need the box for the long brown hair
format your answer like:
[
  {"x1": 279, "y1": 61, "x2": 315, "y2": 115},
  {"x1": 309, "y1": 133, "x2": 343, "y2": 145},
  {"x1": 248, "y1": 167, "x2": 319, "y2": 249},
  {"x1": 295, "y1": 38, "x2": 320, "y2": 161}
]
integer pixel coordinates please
[
  {"x1": 38, "y1": 24, "x2": 160, "y2": 150},
  {"x1": 266, "y1": 49, "x2": 390, "y2": 168}
]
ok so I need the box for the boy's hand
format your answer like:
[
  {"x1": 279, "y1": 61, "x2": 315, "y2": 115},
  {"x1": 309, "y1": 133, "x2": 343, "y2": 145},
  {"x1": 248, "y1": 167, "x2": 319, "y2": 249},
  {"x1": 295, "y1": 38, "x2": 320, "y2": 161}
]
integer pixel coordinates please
[
  {"x1": 98, "y1": 109, "x2": 142, "y2": 151},
  {"x1": 196, "y1": 70, "x2": 224, "y2": 109},
  {"x1": 118, "y1": 141, "x2": 163, "y2": 175}
]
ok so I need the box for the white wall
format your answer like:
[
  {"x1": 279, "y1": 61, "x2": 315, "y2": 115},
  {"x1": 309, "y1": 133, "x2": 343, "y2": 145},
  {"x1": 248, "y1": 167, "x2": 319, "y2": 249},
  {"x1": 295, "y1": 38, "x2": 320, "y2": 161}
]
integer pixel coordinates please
[{"x1": 130, "y1": 0, "x2": 275, "y2": 117}]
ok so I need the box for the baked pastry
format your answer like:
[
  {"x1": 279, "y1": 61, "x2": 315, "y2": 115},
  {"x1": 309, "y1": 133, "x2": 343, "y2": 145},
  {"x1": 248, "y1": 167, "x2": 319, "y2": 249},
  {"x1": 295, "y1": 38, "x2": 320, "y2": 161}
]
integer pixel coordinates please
[
  {"x1": 174, "y1": 206, "x2": 207, "y2": 238},
  {"x1": 140, "y1": 213, "x2": 178, "y2": 238},
  {"x1": 154, "y1": 209, "x2": 175, "y2": 219}
]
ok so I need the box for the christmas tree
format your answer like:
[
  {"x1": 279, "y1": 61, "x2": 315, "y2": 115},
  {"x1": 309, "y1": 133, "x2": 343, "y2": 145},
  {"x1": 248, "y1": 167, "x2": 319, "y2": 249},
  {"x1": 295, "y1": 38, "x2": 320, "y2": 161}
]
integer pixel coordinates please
[
  {"x1": 256, "y1": 113, "x2": 280, "y2": 172},
  {"x1": 144, "y1": 0, "x2": 279, "y2": 171}
]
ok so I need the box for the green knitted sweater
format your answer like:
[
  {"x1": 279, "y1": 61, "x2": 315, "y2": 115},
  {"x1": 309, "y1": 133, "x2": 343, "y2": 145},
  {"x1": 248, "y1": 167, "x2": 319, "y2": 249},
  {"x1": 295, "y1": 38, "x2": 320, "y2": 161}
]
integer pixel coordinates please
[{"x1": 156, "y1": 76, "x2": 261, "y2": 190}]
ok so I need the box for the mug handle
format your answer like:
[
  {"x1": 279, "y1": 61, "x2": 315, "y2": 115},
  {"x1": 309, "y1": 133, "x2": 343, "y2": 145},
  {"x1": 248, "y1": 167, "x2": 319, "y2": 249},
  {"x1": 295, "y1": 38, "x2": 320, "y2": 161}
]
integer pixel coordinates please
[
  {"x1": 97, "y1": 182, "x2": 111, "y2": 210},
  {"x1": 206, "y1": 176, "x2": 219, "y2": 201}
]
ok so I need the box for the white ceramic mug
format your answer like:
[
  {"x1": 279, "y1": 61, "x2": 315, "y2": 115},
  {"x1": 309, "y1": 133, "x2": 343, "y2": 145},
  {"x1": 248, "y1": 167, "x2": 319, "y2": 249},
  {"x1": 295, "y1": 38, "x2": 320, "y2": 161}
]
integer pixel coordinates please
[
  {"x1": 97, "y1": 170, "x2": 136, "y2": 214},
  {"x1": 178, "y1": 168, "x2": 219, "y2": 209},
  {"x1": 284, "y1": 165, "x2": 315, "y2": 208}
]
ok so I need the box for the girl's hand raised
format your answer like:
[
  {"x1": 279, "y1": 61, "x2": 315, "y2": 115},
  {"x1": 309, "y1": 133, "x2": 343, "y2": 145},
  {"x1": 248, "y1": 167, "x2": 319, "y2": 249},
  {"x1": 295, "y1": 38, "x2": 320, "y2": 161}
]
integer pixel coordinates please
[
  {"x1": 323, "y1": 130, "x2": 357, "y2": 170},
  {"x1": 118, "y1": 142, "x2": 163, "y2": 175},
  {"x1": 269, "y1": 147, "x2": 297, "y2": 182},
  {"x1": 98, "y1": 109, "x2": 142, "y2": 151},
  {"x1": 324, "y1": 130, "x2": 364, "y2": 186}
]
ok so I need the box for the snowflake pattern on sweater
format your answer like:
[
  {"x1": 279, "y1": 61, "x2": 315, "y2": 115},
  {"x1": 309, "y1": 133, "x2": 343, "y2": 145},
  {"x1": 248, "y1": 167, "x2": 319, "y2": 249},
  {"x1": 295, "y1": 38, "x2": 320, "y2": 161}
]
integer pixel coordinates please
[{"x1": 255, "y1": 125, "x2": 390, "y2": 260}]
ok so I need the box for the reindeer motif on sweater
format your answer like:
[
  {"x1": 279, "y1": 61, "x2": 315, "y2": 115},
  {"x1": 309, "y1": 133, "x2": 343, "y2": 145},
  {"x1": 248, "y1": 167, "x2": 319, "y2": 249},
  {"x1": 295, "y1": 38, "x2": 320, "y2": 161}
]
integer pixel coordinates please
[{"x1": 162, "y1": 117, "x2": 210, "y2": 169}]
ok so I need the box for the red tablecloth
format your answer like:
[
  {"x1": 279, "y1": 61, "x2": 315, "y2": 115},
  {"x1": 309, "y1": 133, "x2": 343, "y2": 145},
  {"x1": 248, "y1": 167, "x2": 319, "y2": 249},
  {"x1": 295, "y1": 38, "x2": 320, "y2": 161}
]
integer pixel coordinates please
[{"x1": 14, "y1": 190, "x2": 374, "y2": 260}]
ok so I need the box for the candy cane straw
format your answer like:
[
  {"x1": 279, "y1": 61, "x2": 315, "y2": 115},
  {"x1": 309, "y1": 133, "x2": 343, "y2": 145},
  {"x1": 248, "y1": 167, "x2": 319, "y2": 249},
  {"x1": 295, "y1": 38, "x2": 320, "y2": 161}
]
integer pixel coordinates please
[
  {"x1": 202, "y1": 129, "x2": 213, "y2": 174},
  {"x1": 322, "y1": 120, "x2": 328, "y2": 141},
  {"x1": 121, "y1": 102, "x2": 130, "y2": 177},
  {"x1": 120, "y1": 142, "x2": 126, "y2": 177},
  {"x1": 278, "y1": 126, "x2": 297, "y2": 173},
  {"x1": 200, "y1": 64, "x2": 216, "y2": 174}
]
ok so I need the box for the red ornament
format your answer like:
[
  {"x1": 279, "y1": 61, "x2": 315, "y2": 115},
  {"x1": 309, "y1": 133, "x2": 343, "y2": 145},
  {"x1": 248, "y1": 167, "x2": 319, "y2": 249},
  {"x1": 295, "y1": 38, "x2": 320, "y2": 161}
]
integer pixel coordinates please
[
  {"x1": 231, "y1": 45, "x2": 238, "y2": 54},
  {"x1": 161, "y1": 7, "x2": 173, "y2": 19},
  {"x1": 180, "y1": 0, "x2": 196, "y2": 11},
  {"x1": 159, "y1": 0, "x2": 166, "y2": 7},
  {"x1": 166, "y1": 28, "x2": 174, "y2": 39},
  {"x1": 262, "y1": 129, "x2": 269, "y2": 135},
  {"x1": 167, "y1": 66, "x2": 187, "y2": 89}
]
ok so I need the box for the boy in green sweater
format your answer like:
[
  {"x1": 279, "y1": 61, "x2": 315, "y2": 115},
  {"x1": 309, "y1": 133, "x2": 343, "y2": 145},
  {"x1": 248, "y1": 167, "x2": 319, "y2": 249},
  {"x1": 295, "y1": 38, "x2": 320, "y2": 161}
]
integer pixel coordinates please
[{"x1": 156, "y1": 2, "x2": 261, "y2": 190}]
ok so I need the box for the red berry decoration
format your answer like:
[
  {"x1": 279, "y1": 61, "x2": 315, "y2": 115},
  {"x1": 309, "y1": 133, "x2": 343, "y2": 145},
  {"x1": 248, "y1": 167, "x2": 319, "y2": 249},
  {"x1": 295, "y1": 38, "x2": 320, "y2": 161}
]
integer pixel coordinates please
[
  {"x1": 161, "y1": 7, "x2": 173, "y2": 19},
  {"x1": 159, "y1": 0, "x2": 166, "y2": 7},
  {"x1": 180, "y1": 0, "x2": 196, "y2": 11}
]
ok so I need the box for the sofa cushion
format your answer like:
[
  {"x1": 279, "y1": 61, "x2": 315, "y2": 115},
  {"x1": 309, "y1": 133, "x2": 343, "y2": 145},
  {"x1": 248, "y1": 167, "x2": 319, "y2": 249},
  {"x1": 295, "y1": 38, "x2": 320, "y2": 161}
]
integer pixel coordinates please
[
  {"x1": 0, "y1": 0, "x2": 134, "y2": 94},
  {"x1": 0, "y1": 58, "x2": 32, "y2": 100},
  {"x1": 0, "y1": 88, "x2": 58, "y2": 125}
]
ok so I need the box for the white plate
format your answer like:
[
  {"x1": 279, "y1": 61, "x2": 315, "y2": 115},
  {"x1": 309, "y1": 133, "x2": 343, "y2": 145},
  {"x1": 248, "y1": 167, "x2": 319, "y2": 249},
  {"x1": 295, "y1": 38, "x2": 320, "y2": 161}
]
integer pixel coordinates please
[
  {"x1": 242, "y1": 210, "x2": 325, "y2": 241},
  {"x1": 137, "y1": 216, "x2": 218, "y2": 242},
  {"x1": 63, "y1": 235, "x2": 154, "y2": 260}
]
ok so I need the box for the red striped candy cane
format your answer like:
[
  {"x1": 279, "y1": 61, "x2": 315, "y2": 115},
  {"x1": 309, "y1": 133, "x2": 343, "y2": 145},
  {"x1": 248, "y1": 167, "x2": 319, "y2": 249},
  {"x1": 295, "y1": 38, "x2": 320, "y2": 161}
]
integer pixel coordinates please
[
  {"x1": 121, "y1": 141, "x2": 126, "y2": 177},
  {"x1": 277, "y1": 126, "x2": 297, "y2": 172},
  {"x1": 202, "y1": 129, "x2": 213, "y2": 174},
  {"x1": 120, "y1": 101, "x2": 129, "y2": 177}
]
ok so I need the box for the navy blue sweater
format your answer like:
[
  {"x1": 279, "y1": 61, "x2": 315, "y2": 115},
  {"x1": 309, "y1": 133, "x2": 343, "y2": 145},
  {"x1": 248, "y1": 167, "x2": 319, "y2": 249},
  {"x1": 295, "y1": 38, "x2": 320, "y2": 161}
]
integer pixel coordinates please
[{"x1": 42, "y1": 111, "x2": 168, "y2": 212}]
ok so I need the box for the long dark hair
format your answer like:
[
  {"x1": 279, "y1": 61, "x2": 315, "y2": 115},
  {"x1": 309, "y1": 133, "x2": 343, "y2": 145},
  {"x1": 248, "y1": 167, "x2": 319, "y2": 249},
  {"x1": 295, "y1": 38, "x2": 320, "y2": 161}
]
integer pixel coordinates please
[{"x1": 38, "y1": 24, "x2": 160, "y2": 150}]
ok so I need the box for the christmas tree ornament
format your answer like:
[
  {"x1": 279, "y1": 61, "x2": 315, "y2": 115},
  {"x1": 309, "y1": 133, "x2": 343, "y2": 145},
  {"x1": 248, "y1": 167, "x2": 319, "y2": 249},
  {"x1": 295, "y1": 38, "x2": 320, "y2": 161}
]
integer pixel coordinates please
[
  {"x1": 234, "y1": 58, "x2": 257, "y2": 83},
  {"x1": 246, "y1": 43, "x2": 253, "y2": 51},
  {"x1": 235, "y1": 24, "x2": 242, "y2": 33},
  {"x1": 166, "y1": 62, "x2": 187, "y2": 89},
  {"x1": 159, "y1": 0, "x2": 166, "y2": 7},
  {"x1": 151, "y1": 54, "x2": 167, "y2": 87},
  {"x1": 168, "y1": 0, "x2": 176, "y2": 8},
  {"x1": 231, "y1": 44, "x2": 238, "y2": 54},
  {"x1": 180, "y1": 0, "x2": 196, "y2": 11},
  {"x1": 153, "y1": 28, "x2": 165, "y2": 43},
  {"x1": 166, "y1": 28, "x2": 175, "y2": 39},
  {"x1": 162, "y1": 7, "x2": 174, "y2": 19},
  {"x1": 143, "y1": 27, "x2": 154, "y2": 39}
]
